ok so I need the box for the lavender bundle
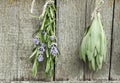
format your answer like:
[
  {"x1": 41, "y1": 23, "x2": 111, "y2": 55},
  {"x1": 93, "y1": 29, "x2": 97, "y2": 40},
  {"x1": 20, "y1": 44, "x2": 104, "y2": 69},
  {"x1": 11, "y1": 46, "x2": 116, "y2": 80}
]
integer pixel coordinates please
[
  {"x1": 80, "y1": 0, "x2": 106, "y2": 70},
  {"x1": 30, "y1": 0, "x2": 59, "y2": 78}
]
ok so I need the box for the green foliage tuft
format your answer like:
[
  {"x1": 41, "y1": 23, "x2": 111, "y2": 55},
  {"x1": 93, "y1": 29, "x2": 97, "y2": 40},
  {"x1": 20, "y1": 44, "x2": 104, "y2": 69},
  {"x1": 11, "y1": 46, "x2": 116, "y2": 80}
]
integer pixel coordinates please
[{"x1": 80, "y1": 12, "x2": 107, "y2": 71}]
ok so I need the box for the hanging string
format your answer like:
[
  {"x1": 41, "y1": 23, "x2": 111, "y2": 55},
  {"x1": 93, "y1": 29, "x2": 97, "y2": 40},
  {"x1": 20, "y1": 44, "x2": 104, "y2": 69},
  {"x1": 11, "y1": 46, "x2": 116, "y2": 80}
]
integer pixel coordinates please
[
  {"x1": 39, "y1": 0, "x2": 54, "y2": 19},
  {"x1": 30, "y1": 0, "x2": 54, "y2": 19},
  {"x1": 31, "y1": 0, "x2": 36, "y2": 14},
  {"x1": 91, "y1": 0, "x2": 104, "y2": 20}
]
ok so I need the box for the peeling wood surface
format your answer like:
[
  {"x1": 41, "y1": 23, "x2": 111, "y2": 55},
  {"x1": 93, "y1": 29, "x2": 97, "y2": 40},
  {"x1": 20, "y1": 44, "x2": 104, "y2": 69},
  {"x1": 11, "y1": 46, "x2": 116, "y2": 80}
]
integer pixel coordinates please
[{"x1": 0, "y1": 0, "x2": 119, "y2": 82}]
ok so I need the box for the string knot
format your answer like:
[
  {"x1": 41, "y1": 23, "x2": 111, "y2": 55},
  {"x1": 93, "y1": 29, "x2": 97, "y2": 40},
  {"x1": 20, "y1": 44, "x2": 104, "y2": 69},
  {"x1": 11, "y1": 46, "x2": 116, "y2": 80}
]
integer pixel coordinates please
[
  {"x1": 30, "y1": 0, "x2": 54, "y2": 19},
  {"x1": 91, "y1": 0, "x2": 104, "y2": 20}
]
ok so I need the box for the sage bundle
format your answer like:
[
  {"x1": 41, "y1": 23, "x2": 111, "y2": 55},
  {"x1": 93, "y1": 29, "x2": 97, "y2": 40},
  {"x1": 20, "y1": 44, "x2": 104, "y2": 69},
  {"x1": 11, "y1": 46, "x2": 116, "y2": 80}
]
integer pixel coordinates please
[
  {"x1": 30, "y1": 0, "x2": 59, "y2": 78},
  {"x1": 80, "y1": 0, "x2": 106, "y2": 70}
]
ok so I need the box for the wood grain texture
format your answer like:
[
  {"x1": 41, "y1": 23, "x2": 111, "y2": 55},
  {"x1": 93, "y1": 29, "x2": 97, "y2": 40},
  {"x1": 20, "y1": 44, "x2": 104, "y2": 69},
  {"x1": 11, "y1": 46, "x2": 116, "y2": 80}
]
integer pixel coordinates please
[
  {"x1": 17, "y1": 0, "x2": 46, "y2": 80},
  {"x1": 10, "y1": 81, "x2": 120, "y2": 83},
  {"x1": 55, "y1": 0, "x2": 86, "y2": 81},
  {"x1": 11, "y1": 81, "x2": 96, "y2": 83},
  {"x1": 0, "y1": 0, "x2": 19, "y2": 81},
  {"x1": 84, "y1": 0, "x2": 113, "y2": 80},
  {"x1": 111, "y1": 0, "x2": 120, "y2": 80},
  {"x1": 0, "y1": 0, "x2": 48, "y2": 81},
  {"x1": 0, "y1": 0, "x2": 119, "y2": 82}
]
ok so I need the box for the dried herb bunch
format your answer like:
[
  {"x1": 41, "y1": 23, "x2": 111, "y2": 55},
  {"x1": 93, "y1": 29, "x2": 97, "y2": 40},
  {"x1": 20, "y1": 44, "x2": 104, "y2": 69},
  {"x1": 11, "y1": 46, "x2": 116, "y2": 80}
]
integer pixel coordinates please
[
  {"x1": 30, "y1": 0, "x2": 59, "y2": 78},
  {"x1": 80, "y1": 0, "x2": 106, "y2": 70}
]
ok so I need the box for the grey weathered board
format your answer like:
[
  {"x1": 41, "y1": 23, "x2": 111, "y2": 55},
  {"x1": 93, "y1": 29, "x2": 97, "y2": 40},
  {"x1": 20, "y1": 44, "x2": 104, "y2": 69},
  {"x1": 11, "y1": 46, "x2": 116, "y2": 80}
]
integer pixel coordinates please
[
  {"x1": 17, "y1": 0, "x2": 46, "y2": 80},
  {"x1": 111, "y1": 0, "x2": 120, "y2": 80},
  {"x1": 10, "y1": 81, "x2": 120, "y2": 83},
  {"x1": 0, "y1": 0, "x2": 119, "y2": 82},
  {"x1": 55, "y1": 0, "x2": 86, "y2": 81},
  {"x1": 0, "y1": 0, "x2": 18, "y2": 81},
  {"x1": 0, "y1": 0, "x2": 46, "y2": 81}
]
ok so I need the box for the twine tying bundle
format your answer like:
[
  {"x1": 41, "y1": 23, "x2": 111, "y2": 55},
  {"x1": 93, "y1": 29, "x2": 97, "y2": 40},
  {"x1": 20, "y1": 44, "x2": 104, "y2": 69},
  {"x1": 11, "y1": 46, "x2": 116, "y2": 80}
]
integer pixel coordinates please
[
  {"x1": 91, "y1": 0, "x2": 104, "y2": 20},
  {"x1": 30, "y1": 0, "x2": 54, "y2": 19}
]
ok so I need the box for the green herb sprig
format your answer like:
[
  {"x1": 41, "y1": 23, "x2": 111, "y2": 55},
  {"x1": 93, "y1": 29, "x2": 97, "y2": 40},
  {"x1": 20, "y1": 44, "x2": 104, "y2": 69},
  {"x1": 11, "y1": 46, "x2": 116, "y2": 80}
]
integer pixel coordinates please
[
  {"x1": 80, "y1": 0, "x2": 106, "y2": 71},
  {"x1": 30, "y1": 0, "x2": 59, "y2": 78}
]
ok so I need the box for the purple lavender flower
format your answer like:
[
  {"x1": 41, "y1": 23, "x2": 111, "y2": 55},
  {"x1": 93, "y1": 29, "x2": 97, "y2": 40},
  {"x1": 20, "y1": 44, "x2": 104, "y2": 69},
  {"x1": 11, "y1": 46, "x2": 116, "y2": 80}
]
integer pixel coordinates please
[
  {"x1": 50, "y1": 43, "x2": 57, "y2": 47},
  {"x1": 50, "y1": 36, "x2": 54, "y2": 41},
  {"x1": 32, "y1": 38, "x2": 39, "y2": 45},
  {"x1": 39, "y1": 46, "x2": 45, "y2": 53},
  {"x1": 50, "y1": 46, "x2": 58, "y2": 56},
  {"x1": 38, "y1": 43, "x2": 46, "y2": 54},
  {"x1": 38, "y1": 55, "x2": 44, "y2": 62},
  {"x1": 42, "y1": 30, "x2": 46, "y2": 35},
  {"x1": 40, "y1": 43, "x2": 46, "y2": 48}
]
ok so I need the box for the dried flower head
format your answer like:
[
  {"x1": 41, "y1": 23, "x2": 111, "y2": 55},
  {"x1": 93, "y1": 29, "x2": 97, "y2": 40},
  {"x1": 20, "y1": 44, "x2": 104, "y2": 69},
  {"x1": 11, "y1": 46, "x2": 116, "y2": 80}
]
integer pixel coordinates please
[
  {"x1": 32, "y1": 38, "x2": 39, "y2": 45},
  {"x1": 38, "y1": 55, "x2": 44, "y2": 62}
]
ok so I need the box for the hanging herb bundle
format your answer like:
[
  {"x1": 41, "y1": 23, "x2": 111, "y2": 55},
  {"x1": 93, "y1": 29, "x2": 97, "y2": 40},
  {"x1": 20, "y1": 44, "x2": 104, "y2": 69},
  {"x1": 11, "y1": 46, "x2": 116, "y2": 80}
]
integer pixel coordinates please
[
  {"x1": 80, "y1": 0, "x2": 106, "y2": 70},
  {"x1": 29, "y1": 0, "x2": 59, "y2": 78}
]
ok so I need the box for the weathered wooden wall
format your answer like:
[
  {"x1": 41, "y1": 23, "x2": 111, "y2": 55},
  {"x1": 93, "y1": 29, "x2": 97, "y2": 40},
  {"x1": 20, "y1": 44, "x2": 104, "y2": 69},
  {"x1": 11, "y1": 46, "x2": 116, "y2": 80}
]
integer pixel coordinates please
[{"x1": 0, "y1": 0, "x2": 119, "y2": 82}]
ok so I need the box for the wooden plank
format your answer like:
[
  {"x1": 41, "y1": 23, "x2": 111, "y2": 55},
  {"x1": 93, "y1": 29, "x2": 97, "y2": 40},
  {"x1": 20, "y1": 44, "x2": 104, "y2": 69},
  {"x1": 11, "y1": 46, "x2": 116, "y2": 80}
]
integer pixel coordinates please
[
  {"x1": 55, "y1": 0, "x2": 86, "y2": 81},
  {"x1": 10, "y1": 81, "x2": 120, "y2": 83},
  {"x1": 11, "y1": 81, "x2": 96, "y2": 83},
  {"x1": 84, "y1": 0, "x2": 114, "y2": 80},
  {"x1": 17, "y1": 0, "x2": 46, "y2": 80},
  {"x1": 111, "y1": 0, "x2": 120, "y2": 80},
  {"x1": 0, "y1": 0, "x2": 19, "y2": 81}
]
